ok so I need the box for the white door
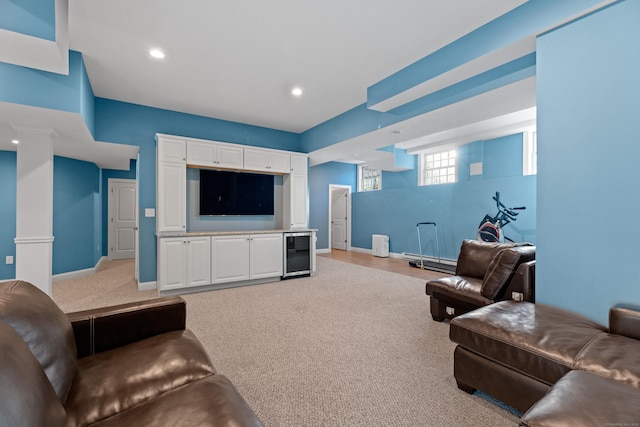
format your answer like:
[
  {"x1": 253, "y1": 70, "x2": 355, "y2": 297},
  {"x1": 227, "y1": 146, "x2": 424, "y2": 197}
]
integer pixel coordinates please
[
  {"x1": 331, "y1": 188, "x2": 348, "y2": 250},
  {"x1": 109, "y1": 179, "x2": 137, "y2": 260}
]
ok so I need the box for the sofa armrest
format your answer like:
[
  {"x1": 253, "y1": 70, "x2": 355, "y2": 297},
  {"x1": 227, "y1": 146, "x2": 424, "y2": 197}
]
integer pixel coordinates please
[
  {"x1": 609, "y1": 303, "x2": 640, "y2": 340},
  {"x1": 502, "y1": 260, "x2": 535, "y2": 302},
  {"x1": 66, "y1": 296, "x2": 186, "y2": 358}
]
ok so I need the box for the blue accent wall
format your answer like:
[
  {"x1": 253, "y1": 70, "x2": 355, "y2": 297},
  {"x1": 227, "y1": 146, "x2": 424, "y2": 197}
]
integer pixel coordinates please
[
  {"x1": 0, "y1": 51, "x2": 96, "y2": 137},
  {"x1": 536, "y1": 0, "x2": 640, "y2": 324},
  {"x1": 52, "y1": 156, "x2": 101, "y2": 275},
  {"x1": 308, "y1": 162, "x2": 357, "y2": 249},
  {"x1": 0, "y1": 0, "x2": 56, "y2": 41},
  {"x1": 95, "y1": 98, "x2": 301, "y2": 283},
  {"x1": 348, "y1": 134, "x2": 536, "y2": 259},
  {"x1": 0, "y1": 151, "x2": 16, "y2": 280}
]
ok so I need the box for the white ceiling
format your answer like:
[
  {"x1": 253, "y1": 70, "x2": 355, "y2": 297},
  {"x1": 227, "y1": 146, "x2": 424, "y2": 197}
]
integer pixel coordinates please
[
  {"x1": 0, "y1": 0, "x2": 534, "y2": 169},
  {"x1": 68, "y1": 0, "x2": 526, "y2": 134}
]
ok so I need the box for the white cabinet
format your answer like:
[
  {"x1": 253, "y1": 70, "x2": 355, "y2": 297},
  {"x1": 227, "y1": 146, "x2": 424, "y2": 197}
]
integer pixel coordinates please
[
  {"x1": 283, "y1": 172, "x2": 308, "y2": 229},
  {"x1": 250, "y1": 234, "x2": 283, "y2": 279},
  {"x1": 211, "y1": 233, "x2": 283, "y2": 284},
  {"x1": 187, "y1": 140, "x2": 243, "y2": 169},
  {"x1": 290, "y1": 153, "x2": 308, "y2": 174},
  {"x1": 158, "y1": 236, "x2": 211, "y2": 291},
  {"x1": 158, "y1": 137, "x2": 186, "y2": 163},
  {"x1": 244, "y1": 148, "x2": 291, "y2": 174},
  {"x1": 210, "y1": 235, "x2": 250, "y2": 284},
  {"x1": 157, "y1": 161, "x2": 186, "y2": 232}
]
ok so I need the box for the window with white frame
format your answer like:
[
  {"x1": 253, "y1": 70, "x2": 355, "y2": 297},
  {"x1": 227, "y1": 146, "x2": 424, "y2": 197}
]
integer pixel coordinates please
[
  {"x1": 358, "y1": 165, "x2": 381, "y2": 191},
  {"x1": 419, "y1": 149, "x2": 457, "y2": 186},
  {"x1": 523, "y1": 129, "x2": 537, "y2": 176}
]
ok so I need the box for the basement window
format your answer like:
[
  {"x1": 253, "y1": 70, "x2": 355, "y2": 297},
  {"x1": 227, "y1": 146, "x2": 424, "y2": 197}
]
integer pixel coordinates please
[
  {"x1": 419, "y1": 149, "x2": 457, "y2": 186},
  {"x1": 358, "y1": 165, "x2": 381, "y2": 191},
  {"x1": 523, "y1": 129, "x2": 537, "y2": 176}
]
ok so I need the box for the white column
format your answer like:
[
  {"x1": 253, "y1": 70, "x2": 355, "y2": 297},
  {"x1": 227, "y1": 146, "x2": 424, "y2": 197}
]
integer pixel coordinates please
[{"x1": 13, "y1": 128, "x2": 55, "y2": 295}]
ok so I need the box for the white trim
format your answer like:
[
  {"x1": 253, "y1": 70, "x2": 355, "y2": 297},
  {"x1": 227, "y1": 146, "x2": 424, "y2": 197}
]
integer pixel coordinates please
[
  {"x1": 316, "y1": 248, "x2": 331, "y2": 254},
  {"x1": 52, "y1": 256, "x2": 106, "y2": 283},
  {"x1": 138, "y1": 281, "x2": 157, "y2": 292},
  {"x1": 14, "y1": 236, "x2": 55, "y2": 244}
]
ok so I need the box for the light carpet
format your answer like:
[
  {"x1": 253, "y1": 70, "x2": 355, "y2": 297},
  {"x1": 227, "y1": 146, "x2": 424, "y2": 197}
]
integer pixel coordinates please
[{"x1": 54, "y1": 257, "x2": 518, "y2": 426}]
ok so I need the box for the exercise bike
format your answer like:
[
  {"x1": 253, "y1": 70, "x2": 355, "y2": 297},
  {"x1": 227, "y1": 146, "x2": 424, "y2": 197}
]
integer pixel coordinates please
[{"x1": 477, "y1": 192, "x2": 526, "y2": 243}]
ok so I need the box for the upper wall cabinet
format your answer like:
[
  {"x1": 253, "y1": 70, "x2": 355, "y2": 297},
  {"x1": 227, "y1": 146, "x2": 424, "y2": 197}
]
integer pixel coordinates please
[
  {"x1": 244, "y1": 148, "x2": 291, "y2": 174},
  {"x1": 158, "y1": 137, "x2": 186, "y2": 164},
  {"x1": 187, "y1": 140, "x2": 243, "y2": 169},
  {"x1": 290, "y1": 153, "x2": 308, "y2": 175}
]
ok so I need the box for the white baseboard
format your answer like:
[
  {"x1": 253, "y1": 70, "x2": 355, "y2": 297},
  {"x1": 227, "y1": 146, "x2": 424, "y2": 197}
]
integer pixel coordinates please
[
  {"x1": 316, "y1": 248, "x2": 331, "y2": 254},
  {"x1": 351, "y1": 246, "x2": 407, "y2": 259},
  {"x1": 138, "y1": 281, "x2": 157, "y2": 291},
  {"x1": 52, "y1": 256, "x2": 107, "y2": 283}
]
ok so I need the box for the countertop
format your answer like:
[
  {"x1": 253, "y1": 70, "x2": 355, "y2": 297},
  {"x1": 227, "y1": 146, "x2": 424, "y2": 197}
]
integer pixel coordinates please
[{"x1": 157, "y1": 229, "x2": 317, "y2": 238}]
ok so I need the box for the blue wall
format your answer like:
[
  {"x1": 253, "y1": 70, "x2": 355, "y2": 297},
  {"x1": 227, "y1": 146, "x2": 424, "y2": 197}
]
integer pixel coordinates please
[
  {"x1": 536, "y1": 0, "x2": 640, "y2": 324},
  {"x1": 0, "y1": 51, "x2": 96, "y2": 137},
  {"x1": 308, "y1": 162, "x2": 358, "y2": 250},
  {"x1": 0, "y1": 151, "x2": 16, "y2": 280},
  {"x1": 95, "y1": 98, "x2": 301, "y2": 283},
  {"x1": 52, "y1": 156, "x2": 101, "y2": 275},
  {"x1": 347, "y1": 134, "x2": 536, "y2": 260},
  {"x1": 0, "y1": 0, "x2": 56, "y2": 41}
]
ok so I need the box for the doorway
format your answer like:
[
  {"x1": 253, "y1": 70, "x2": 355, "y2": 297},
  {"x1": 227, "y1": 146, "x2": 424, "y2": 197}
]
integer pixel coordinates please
[
  {"x1": 108, "y1": 179, "x2": 137, "y2": 262},
  {"x1": 329, "y1": 185, "x2": 351, "y2": 251}
]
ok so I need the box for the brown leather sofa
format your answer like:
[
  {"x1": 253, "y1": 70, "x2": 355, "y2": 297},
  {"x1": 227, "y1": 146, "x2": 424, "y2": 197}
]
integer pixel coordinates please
[
  {"x1": 449, "y1": 300, "x2": 640, "y2": 425},
  {"x1": 426, "y1": 239, "x2": 535, "y2": 321},
  {"x1": 0, "y1": 280, "x2": 263, "y2": 427}
]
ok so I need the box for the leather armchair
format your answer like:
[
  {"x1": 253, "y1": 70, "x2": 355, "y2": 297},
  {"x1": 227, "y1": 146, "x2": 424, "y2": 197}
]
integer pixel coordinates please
[
  {"x1": 426, "y1": 239, "x2": 535, "y2": 321},
  {"x1": 0, "y1": 280, "x2": 263, "y2": 427}
]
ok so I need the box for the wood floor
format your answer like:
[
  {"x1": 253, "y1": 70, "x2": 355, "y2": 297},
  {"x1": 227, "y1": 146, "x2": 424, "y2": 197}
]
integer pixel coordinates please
[{"x1": 318, "y1": 249, "x2": 451, "y2": 281}]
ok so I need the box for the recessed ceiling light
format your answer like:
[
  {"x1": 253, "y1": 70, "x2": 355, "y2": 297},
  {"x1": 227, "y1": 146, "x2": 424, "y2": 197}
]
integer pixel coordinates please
[
  {"x1": 291, "y1": 87, "x2": 303, "y2": 97},
  {"x1": 391, "y1": 130, "x2": 403, "y2": 135},
  {"x1": 149, "y1": 49, "x2": 165, "y2": 59},
  {"x1": 11, "y1": 139, "x2": 19, "y2": 144}
]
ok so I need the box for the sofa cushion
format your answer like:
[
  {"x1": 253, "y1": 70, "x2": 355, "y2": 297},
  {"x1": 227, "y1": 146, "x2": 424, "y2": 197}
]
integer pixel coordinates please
[
  {"x1": 0, "y1": 320, "x2": 67, "y2": 427},
  {"x1": 521, "y1": 370, "x2": 640, "y2": 427},
  {"x1": 65, "y1": 329, "x2": 216, "y2": 427},
  {"x1": 450, "y1": 301, "x2": 607, "y2": 385},
  {"x1": 455, "y1": 240, "x2": 516, "y2": 279},
  {"x1": 481, "y1": 245, "x2": 535, "y2": 300},
  {"x1": 0, "y1": 280, "x2": 77, "y2": 404},
  {"x1": 574, "y1": 333, "x2": 640, "y2": 388},
  {"x1": 91, "y1": 375, "x2": 263, "y2": 427}
]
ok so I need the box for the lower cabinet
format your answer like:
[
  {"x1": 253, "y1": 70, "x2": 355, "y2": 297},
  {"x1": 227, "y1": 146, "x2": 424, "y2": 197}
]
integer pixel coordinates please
[
  {"x1": 159, "y1": 233, "x2": 285, "y2": 292},
  {"x1": 158, "y1": 236, "x2": 211, "y2": 291},
  {"x1": 211, "y1": 233, "x2": 283, "y2": 284}
]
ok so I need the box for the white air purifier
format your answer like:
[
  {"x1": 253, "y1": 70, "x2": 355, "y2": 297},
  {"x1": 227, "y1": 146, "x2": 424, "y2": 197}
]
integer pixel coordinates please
[{"x1": 372, "y1": 234, "x2": 389, "y2": 257}]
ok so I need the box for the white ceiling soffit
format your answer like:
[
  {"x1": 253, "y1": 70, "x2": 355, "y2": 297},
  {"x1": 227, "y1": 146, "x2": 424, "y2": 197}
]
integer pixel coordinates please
[
  {"x1": 368, "y1": 36, "x2": 536, "y2": 113},
  {"x1": 398, "y1": 107, "x2": 536, "y2": 154},
  {"x1": 0, "y1": 0, "x2": 69, "y2": 75},
  {"x1": 308, "y1": 76, "x2": 536, "y2": 167},
  {"x1": 0, "y1": 103, "x2": 138, "y2": 170}
]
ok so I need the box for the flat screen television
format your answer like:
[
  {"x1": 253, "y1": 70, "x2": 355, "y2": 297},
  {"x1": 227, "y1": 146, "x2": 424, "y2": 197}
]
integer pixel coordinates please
[{"x1": 199, "y1": 169, "x2": 274, "y2": 216}]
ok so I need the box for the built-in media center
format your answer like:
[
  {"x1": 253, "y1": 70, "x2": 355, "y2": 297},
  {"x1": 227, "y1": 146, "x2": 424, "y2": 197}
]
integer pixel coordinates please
[{"x1": 155, "y1": 133, "x2": 316, "y2": 294}]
